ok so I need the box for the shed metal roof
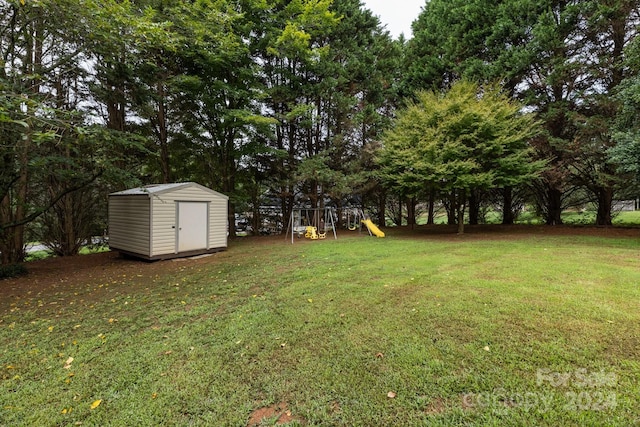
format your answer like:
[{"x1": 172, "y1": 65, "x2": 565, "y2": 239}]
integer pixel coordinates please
[{"x1": 109, "y1": 182, "x2": 228, "y2": 199}]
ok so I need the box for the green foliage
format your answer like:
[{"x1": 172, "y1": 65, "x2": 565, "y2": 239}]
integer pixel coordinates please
[
  {"x1": 24, "y1": 250, "x2": 52, "y2": 262},
  {"x1": 0, "y1": 0, "x2": 151, "y2": 263},
  {"x1": 0, "y1": 263, "x2": 27, "y2": 279},
  {"x1": 610, "y1": 129, "x2": 640, "y2": 180},
  {"x1": 1, "y1": 0, "x2": 405, "y2": 252},
  {"x1": 407, "y1": 0, "x2": 639, "y2": 226},
  {"x1": 609, "y1": 42, "x2": 640, "y2": 183},
  {"x1": 379, "y1": 80, "x2": 543, "y2": 198},
  {"x1": 11, "y1": 0, "x2": 639, "y2": 261}
]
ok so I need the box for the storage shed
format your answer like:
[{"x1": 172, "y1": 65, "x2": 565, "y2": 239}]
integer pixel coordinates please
[{"x1": 108, "y1": 182, "x2": 228, "y2": 260}]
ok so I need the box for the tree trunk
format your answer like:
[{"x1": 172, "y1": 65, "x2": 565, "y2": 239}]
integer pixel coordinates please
[
  {"x1": 377, "y1": 190, "x2": 386, "y2": 227},
  {"x1": 468, "y1": 190, "x2": 479, "y2": 225},
  {"x1": 457, "y1": 191, "x2": 466, "y2": 234},
  {"x1": 406, "y1": 197, "x2": 416, "y2": 229},
  {"x1": 310, "y1": 181, "x2": 318, "y2": 209},
  {"x1": 447, "y1": 191, "x2": 456, "y2": 225},
  {"x1": 595, "y1": 187, "x2": 613, "y2": 226},
  {"x1": 427, "y1": 188, "x2": 435, "y2": 225},
  {"x1": 218, "y1": 127, "x2": 236, "y2": 238},
  {"x1": 12, "y1": 140, "x2": 28, "y2": 263},
  {"x1": 251, "y1": 205, "x2": 260, "y2": 236},
  {"x1": 502, "y1": 187, "x2": 514, "y2": 225},
  {"x1": 545, "y1": 186, "x2": 563, "y2": 225},
  {"x1": 395, "y1": 194, "x2": 402, "y2": 226},
  {"x1": 0, "y1": 194, "x2": 24, "y2": 265},
  {"x1": 157, "y1": 82, "x2": 171, "y2": 184},
  {"x1": 281, "y1": 192, "x2": 293, "y2": 236},
  {"x1": 62, "y1": 193, "x2": 77, "y2": 255}
]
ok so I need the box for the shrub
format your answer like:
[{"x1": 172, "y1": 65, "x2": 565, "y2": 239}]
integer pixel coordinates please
[{"x1": 0, "y1": 263, "x2": 28, "y2": 280}]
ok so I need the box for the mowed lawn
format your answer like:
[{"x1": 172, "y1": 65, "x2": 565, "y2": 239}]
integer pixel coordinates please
[{"x1": 1, "y1": 230, "x2": 640, "y2": 426}]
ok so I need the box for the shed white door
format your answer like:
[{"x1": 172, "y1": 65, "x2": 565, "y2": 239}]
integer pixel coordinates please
[{"x1": 177, "y1": 202, "x2": 208, "y2": 252}]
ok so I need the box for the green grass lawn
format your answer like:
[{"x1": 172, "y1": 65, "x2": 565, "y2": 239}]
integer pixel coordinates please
[{"x1": 2, "y1": 232, "x2": 640, "y2": 426}]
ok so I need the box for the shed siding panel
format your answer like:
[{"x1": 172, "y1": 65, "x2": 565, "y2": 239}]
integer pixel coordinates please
[
  {"x1": 170, "y1": 187, "x2": 227, "y2": 203},
  {"x1": 108, "y1": 196, "x2": 150, "y2": 256},
  {"x1": 209, "y1": 206, "x2": 227, "y2": 248},
  {"x1": 150, "y1": 187, "x2": 228, "y2": 255},
  {"x1": 151, "y1": 199, "x2": 177, "y2": 256}
]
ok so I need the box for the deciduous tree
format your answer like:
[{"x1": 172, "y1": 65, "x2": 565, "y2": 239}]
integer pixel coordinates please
[{"x1": 378, "y1": 81, "x2": 543, "y2": 233}]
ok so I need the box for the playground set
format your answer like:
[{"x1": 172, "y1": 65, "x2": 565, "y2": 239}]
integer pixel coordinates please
[
  {"x1": 344, "y1": 208, "x2": 385, "y2": 238},
  {"x1": 285, "y1": 207, "x2": 384, "y2": 243}
]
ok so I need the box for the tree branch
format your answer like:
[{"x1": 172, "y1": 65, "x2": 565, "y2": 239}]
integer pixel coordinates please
[{"x1": 0, "y1": 171, "x2": 103, "y2": 232}]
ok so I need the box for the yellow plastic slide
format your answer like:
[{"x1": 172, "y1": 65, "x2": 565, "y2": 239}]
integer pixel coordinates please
[{"x1": 362, "y1": 219, "x2": 385, "y2": 238}]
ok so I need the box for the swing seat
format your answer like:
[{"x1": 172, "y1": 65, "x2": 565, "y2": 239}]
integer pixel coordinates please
[{"x1": 305, "y1": 226, "x2": 318, "y2": 239}]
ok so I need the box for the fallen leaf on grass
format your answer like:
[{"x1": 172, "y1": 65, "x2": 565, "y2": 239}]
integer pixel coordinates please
[
  {"x1": 387, "y1": 391, "x2": 396, "y2": 399},
  {"x1": 63, "y1": 357, "x2": 74, "y2": 369},
  {"x1": 483, "y1": 346, "x2": 490, "y2": 352},
  {"x1": 90, "y1": 399, "x2": 102, "y2": 410},
  {"x1": 375, "y1": 353, "x2": 384, "y2": 359}
]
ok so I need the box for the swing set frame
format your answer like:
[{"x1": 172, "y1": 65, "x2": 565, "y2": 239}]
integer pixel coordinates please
[
  {"x1": 343, "y1": 207, "x2": 376, "y2": 236},
  {"x1": 285, "y1": 207, "x2": 337, "y2": 244},
  {"x1": 344, "y1": 208, "x2": 366, "y2": 231}
]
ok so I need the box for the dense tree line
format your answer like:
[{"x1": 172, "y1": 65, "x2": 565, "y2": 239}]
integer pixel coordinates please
[
  {"x1": 407, "y1": 0, "x2": 640, "y2": 226},
  {"x1": 0, "y1": 0, "x2": 400, "y2": 263},
  {"x1": 1, "y1": 0, "x2": 639, "y2": 264}
]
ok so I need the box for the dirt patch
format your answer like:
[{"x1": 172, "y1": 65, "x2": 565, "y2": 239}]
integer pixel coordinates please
[
  {"x1": 425, "y1": 397, "x2": 447, "y2": 415},
  {"x1": 0, "y1": 249, "x2": 233, "y2": 314},
  {"x1": 247, "y1": 402, "x2": 304, "y2": 426},
  {"x1": 461, "y1": 393, "x2": 476, "y2": 411}
]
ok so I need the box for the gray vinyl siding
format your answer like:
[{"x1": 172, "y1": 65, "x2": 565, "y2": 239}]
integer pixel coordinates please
[
  {"x1": 108, "y1": 195, "x2": 151, "y2": 256},
  {"x1": 150, "y1": 196, "x2": 178, "y2": 257},
  {"x1": 151, "y1": 186, "x2": 228, "y2": 256},
  {"x1": 209, "y1": 200, "x2": 227, "y2": 248}
]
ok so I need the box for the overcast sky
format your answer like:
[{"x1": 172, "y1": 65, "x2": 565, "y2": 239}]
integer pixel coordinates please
[{"x1": 361, "y1": 0, "x2": 425, "y2": 39}]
